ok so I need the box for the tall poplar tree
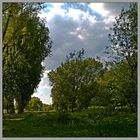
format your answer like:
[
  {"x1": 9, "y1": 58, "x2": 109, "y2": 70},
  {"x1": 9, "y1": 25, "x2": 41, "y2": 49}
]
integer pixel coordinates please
[{"x1": 3, "y1": 3, "x2": 52, "y2": 113}]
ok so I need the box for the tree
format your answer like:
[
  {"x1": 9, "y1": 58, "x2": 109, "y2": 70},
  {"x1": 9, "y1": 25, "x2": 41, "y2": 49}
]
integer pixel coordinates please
[
  {"x1": 107, "y1": 3, "x2": 137, "y2": 63},
  {"x1": 42, "y1": 103, "x2": 50, "y2": 112},
  {"x1": 3, "y1": 3, "x2": 52, "y2": 113},
  {"x1": 96, "y1": 66, "x2": 125, "y2": 108},
  {"x1": 112, "y1": 60, "x2": 137, "y2": 112},
  {"x1": 105, "y1": 3, "x2": 137, "y2": 112},
  {"x1": 48, "y1": 50, "x2": 104, "y2": 112},
  {"x1": 25, "y1": 97, "x2": 43, "y2": 111}
]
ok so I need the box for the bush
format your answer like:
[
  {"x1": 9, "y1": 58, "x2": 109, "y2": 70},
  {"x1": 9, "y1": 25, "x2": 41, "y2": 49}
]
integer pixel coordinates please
[
  {"x1": 56, "y1": 111, "x2": 70, "y2": 125},
  {"x1": 115, "y1": 106, "x2": 129, "y2": 112}
]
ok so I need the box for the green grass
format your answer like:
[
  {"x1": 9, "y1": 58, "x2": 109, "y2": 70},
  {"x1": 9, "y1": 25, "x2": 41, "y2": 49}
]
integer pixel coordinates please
[{"x1": 3, "y1": 108, "x2": 137, "y2": 137}]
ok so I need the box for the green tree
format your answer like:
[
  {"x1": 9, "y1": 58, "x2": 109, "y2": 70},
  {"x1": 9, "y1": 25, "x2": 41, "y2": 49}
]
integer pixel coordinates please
[
  {"x1": 48, "y1": 50, "x2": 104, "y2": 112},
  {"x1": 112, "y1": 60, "x2": 137, "y2": 112},
  {"x1": 25, "y1": 97, "x2": 43, "y2": 111},
  {"x1": 107, "y1": 3, "x2": 137, "y2": 63},
  {"x1": 96, "y1": 67, "x2": 124, "y2": 108},
  {"x1": 106, "y1": 3, "x2": 137, "y2": 112},
  {"x1": 97, "y1": 60, "x2": 137, "y2": 112},
  {"x1": 3, "y1": 3, "x2": 52, "y2": 113},
  {"x1": 42, "y1": 103, "x2": 50, "y2": 112}
]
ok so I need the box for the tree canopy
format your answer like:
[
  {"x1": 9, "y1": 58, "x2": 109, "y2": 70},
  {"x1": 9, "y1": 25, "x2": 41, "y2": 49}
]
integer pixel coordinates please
[
  {"x1": 106, "y1": 3, "x2": 137, "y2": 112},
  {"x1": 3, "y1": 3, "x2": 137, "y2": 114},
  {"x1": 48, "y1": 3, "x2": 137, "y2": 113},
  {"x1": 48, "y1": 50, "x2": 104, "y2": 112},
  {"x1": 3, "y1": 3, "x2": 52, "y2": 113},
  {"x1": 25, "y1": 97, "x2": 43, "y2": 111}
]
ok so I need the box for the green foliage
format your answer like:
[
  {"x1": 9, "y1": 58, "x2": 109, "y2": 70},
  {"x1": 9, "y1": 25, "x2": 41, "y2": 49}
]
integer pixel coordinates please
[
  {"x1": 92, "y1": 113, "x2": 137, "y2": 137},
  {"x1": 3, "y1": 110, "x2": 137, "y2": 137},
  {"x1": 25, "y1": 97, "x2": 43, "y2": 111},
  {"x1": 3, "y1": 3, "x2": 138, "y2": 138},
  {"x1": 42, "y1": 103, "x2": 51, "y2": 112},
  {"x1": 104, "y1": 3, "x2": 137, "y2": 112},
  {"x1": 107, "y1": 3, "x2": 137, "y2": 62},
  {"x1": 3, "y1": 3, "x2": 52, "y2": 113},
  {"x1": 48, "y1": 50, "x2": 104, "y2": 112},
  {"x1": 95, "y1": 58, "x2": 137, "y2": 112}
]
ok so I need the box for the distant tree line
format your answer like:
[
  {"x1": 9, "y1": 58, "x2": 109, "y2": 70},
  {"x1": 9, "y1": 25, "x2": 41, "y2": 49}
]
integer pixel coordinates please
[
  {"x1": 3, "y1": 96, "x2": 52, "y2": 112},
  {"x1": 24, "y1": 97, "x2": 52, "y2": 112}
]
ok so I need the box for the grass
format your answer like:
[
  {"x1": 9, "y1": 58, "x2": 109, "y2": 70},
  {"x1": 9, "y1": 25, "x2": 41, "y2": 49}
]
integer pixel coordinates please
[{"x1": 3, "y1": 107, "x2": 137, "y2": 137}]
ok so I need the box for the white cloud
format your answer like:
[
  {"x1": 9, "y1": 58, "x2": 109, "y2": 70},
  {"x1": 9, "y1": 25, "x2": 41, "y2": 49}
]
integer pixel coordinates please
[
  {"x1": 67, "y1": 8, "x2": 82, "y2": 21},
  {"x1": 69, "y1": 31, "x2": 77, "y2": 35},
  {"x1": 88, "y1": 3, "x2": 116, "y2": 25},
  {"x1": 66, "y1": 8, "x2": 97, "y2": 25},
  {"x1": 103, "y1": 15, "x2": 115, "y2": 25},
  {"x1": 38, "y1": 3, "x2": 97, "y2": 26},
  {"x1": 33, "y1": 86, "x2": 52, "y2": 104},
  {"x1": 38, "y1": 70, "x2": 51, "y2": 88},
  {"x1": 32, "y1": 69, "x2": 52, "y2": 104},
  {"x1": 69, "y1": 27, "x2": 90, "y2": 41},
  {"x1": 38, "y1": 3, "x2": 66, "y2": 22},
  {"x1": 33, "y1": 87, "x2": 52, "y2": 104},
  {"x1": 78, "y1": 34, "x2": 84, "y2": 40},
  {"x1": 89, "y1": 3, "x2": 110, "y2": 17},
  {"x1": 43, "y1": 70, "x2": 51, "y2": 77},
  {"x1": 36, "y1": 2, "x2": 129, "y2": 105}
]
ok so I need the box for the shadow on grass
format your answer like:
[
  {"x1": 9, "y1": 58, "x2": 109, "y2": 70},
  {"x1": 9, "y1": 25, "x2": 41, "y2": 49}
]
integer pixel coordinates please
[{"x1": 3, "y1": 111, "x2": 137, "y2": 137}]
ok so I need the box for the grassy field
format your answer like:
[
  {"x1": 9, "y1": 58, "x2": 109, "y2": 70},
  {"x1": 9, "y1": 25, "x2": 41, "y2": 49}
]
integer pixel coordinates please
[{"x1": 3, "y1": 107, "x2": 137, "y2": 137}]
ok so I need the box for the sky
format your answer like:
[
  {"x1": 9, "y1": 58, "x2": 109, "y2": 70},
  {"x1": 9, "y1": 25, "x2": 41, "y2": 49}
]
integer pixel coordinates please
[{"x1": 32, "y1": 2, "x2": 130, "y2": 104}]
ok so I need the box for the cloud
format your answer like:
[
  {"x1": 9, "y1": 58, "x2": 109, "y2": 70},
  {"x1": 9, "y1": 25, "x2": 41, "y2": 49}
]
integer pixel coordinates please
[
  {"x1": 33, "y1": 87, "x2": 52, "y2": 104},
  {"x1": 33, "y1": 70, "x2": 52, "y2": 104},
  {"x1": 37, "y1": 70, "x2": 51, "y2": 88},
  {"x1": 38, "y1": 3, "x2": 66, "y2": 22},
  {"x1": 104, "y1": 3, "x2": 130, "y2": 16},
  {"x1": 89, "y1": 3, "x2": 110, "y2": 17},
  {"x1": 35, "y1": 3, "x2": 130, "y2": 104},
  {"x1": 43, "y1": 3, "x2": 130, "y2": 70}
]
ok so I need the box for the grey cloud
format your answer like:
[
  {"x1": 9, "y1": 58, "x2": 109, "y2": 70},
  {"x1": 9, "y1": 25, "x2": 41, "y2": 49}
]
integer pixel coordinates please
[
  {"x1": 104, "y1": 3, "x2": 130, "y2": 16},
  {"x1": 44, "y1": 3, "x2": 129, "y2": 70},
  {"x1": 45, "y1": 20, "x2": 109, "y2": 70},
  {"x1": 48, "y1": 15, "x2": 79, "y2": 49}
]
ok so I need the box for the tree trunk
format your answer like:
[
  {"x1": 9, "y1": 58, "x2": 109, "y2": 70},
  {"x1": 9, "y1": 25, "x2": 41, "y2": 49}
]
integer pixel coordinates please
[
  {"x1": 17, "y1": 93, "x2": 24, "y2": 114},
  {"x1": 17, "y1": 99, "x2": 24, "y2": 114},
  {"x1": 9, "y1": 101, "x2": 15, "y2": 114},
  {"x1": 17, "y1": 97, "x2": 24, "y2": 114},
  {"x1": 128, "y1": 99, "x2": 134, "y2": 112},
  {"x1": 6, "y1": 104, "x2": 9, "y2": 114},
  {"x1": 18, "y1": 106, "x2": 24, "y2": 114}
]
